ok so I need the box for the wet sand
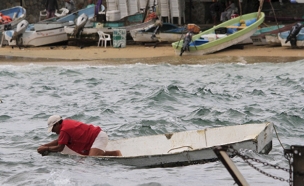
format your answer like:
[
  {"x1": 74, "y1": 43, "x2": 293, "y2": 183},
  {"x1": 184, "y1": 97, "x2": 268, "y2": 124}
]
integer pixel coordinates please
[{"x1": 0, "y1": 44, "x2": 303, "y2": 65}]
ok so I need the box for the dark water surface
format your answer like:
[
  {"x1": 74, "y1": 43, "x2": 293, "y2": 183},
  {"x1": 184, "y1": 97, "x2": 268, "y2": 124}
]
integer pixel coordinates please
[{"x1": 1, "y1": 59, "x2": 304, "y2": 186}]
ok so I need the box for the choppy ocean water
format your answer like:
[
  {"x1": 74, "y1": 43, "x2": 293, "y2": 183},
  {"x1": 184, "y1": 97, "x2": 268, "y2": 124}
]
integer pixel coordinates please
[{"x1": 1, "y1": 59, "x2": 304, "y2": 186}]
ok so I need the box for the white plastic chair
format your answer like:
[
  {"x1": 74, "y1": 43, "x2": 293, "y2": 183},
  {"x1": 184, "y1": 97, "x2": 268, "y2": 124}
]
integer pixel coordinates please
[
  {"x1": 98, "y1": 31, "x2": 112, "y2": 47},
  {"x1": 39, "y1": 9, "x2": 47, "y2": 21}
]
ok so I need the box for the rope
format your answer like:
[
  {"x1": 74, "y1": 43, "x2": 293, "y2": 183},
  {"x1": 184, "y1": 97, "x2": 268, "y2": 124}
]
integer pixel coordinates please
[
  {"x1": 257, "y1": 0, "x2": 264, "y2": 20},
  {"x1": 269, "y1": 0, "x2": 282, "y2": 37},
  {"x1": 273, "y1": 124, "x2": 285, "y2": 150}
]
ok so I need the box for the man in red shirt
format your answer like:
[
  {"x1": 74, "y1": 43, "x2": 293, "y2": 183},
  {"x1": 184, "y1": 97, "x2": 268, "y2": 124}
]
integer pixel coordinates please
[{"x1": 37, "y1": 115, "x2": 122, "y2": 156}]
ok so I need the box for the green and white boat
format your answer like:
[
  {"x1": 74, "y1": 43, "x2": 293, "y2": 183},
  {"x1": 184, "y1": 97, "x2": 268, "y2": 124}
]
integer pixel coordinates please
[{"x1": 172, "y1": 12, "x2": 265, "y2": 56}]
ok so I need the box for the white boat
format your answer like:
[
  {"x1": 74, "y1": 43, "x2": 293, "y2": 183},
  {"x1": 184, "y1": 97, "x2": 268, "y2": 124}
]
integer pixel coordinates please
[
  {"x1": 250, "y1": 25, "x2": 285, "y2": 46},
  {"x1": 64, "y1": 11, "x2": 148, "y2": 44},
  {"x1": 3, "y1": 6, "x2": 95, "y2": 47},
  {"x1": 62, "y1": 122, "x2": 273, "y2": 168},
  {"x1": 263, "y1": 24, "x2": 294, "y2": 46},
  {"x1": 0, "y1": 6, "x2": 26, "y2": 46},
  {"x1": 265, "y1": 34, "x2": 282, "y2": 46},
  {"x1": 130, "y1": 22, "x2": 188, "y2": 43},
  {"x1": 64, "y1": 15, "x2": 153, "y2": 37},
  {"x1": 0, "y1": 6, "x2": 26, "y2": 32}
]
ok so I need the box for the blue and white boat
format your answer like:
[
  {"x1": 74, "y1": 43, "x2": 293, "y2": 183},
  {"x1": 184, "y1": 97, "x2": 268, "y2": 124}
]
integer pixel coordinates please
[
  {"x1": 0, "y1": 6, "x2": 26, "y2": 32},
  {"x1": 0, "y1": 6, "x2": 26, "y2": 46},
  {"x1": 4, "y1": 6, "x2": 95, "y2": 47},
  {"x1": 250, "y1": 25, "x2": 285, "y2": 46}
]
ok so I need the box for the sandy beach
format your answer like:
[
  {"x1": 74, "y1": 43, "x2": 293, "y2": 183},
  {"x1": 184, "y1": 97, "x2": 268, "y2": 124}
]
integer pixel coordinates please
[{"x1": 0, "y1": 44, "x2": 303, "y2": 65}]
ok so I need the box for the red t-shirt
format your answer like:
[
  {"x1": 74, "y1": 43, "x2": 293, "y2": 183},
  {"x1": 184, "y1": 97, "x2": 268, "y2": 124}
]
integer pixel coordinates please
[{"x1": 58, "y1": 119, "x2": 101, "y2": 155}]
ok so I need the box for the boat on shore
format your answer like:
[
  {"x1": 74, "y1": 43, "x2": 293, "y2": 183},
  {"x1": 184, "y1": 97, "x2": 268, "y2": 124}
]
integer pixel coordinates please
[
  {"x1": 0, "y1": 6, "x2": 26, "y2": 46},
  {"x1": 172, "y1": 12, "x2": 265, "y2": 56},
  {"x1": 65, "y1": 12, "x2": 146, "y2": 34},
  {"x1": 262, "y1": 23, "x2": 296, "y2": 46},
  {"x1": 130, "y1": 22, "x2": 189, "y2": 44},
  {"x1": 0, "y1": 6, "x2": 26, "y2": 32},
  {"x1": 251, "y1": 25, "x2": 285, "y2": 46},
  {"x1": 64, "y1": 12, "x2": 152, "y2": 46},
  {"x1": 61, "y1": 122, "x2": 273, "y2": 168},
  {"x1": 3, "y1": 6, "x2": 95, "y2": 47}
]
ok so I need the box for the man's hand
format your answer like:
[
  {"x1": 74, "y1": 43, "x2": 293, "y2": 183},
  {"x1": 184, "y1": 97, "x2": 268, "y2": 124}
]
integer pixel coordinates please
[{"x1": 37, "y1": 145, "x2": 50, "y2": 156}]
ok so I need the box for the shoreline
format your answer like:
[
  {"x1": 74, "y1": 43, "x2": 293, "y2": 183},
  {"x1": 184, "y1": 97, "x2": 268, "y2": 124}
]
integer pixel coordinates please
[{"x1": 0, "y1": 44, "x2": 303, "y2": 65}]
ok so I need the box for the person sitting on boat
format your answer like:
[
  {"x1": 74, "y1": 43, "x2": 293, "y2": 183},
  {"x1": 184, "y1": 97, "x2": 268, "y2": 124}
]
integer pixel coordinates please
[
  {"x1": 64, "y1": 0, "x2": 75, "y2": 14},
  {"x1": 45, "y1": 0, "x2": 59, "y2": 18},
  {"x1": 220, "y1": 0, "x2": 236, "y2": 22},
  {"x1": 37, "y1": 115, "x2": 122, "y2": 157}
]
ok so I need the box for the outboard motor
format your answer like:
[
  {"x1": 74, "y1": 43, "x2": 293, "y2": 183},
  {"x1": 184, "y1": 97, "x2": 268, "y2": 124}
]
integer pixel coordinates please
[
  {"x1": 151, "y1": 20, "x2": 163, "y2": 40},
  {"x1": 11, "y1": 20, "x2": 29, "y2": 42},
  {"x1": 180, "y1": 31, "x2": 193, "y2": 56},
  {"x1": 72, "y1": 13, "x2": 88, "y2": 38},
  {"x1": 285, "y1": 22, "x2": 302, "y2": 49}
]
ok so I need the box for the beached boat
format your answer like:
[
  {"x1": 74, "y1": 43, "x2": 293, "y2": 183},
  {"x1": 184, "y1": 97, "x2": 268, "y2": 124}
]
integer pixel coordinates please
[
  {"x1": 3, "y1": 6, "x2": 95, "y2": 47},
  {"x1": 61, "y1": 122, "x2": 273, "y2": 168},
  {"x1": 278, "y1": 27, "x2": 304, "y2": 47},
  {"x1": 261, "y1": 23, "x2": 295, "y2": 46},
  {"x1": 172, "y1": 12, "x2": 265, "y2": 56},
  {"x1": 130, "y1": 22, "x2": 188, "y2": 43},
  {"x1": 0, "y1": 6, "x2": 26, "y2": 32},
  {"x1": 250, "y1": 25, "x2": 285, "y2": 46},
  {"x1": 0, "y1": 6, "x2": 26, "y2": 46},
  {"x1": 64, "y1": 12, "x2": 147, "y2": 37}
]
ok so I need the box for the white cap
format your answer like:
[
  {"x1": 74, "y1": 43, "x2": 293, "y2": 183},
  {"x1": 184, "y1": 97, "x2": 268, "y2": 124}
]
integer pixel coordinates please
[{"x1": 47, "y1": 115, "x2": 62, "y2": 133}]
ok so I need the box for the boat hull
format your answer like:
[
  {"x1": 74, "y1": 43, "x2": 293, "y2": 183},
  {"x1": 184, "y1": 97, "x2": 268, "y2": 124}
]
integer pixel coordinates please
[
  {"x1": 131, "y1": 32, "x2": 185, "y2": 43},
  {"x1": 265, "y1": 34, "x2": 281, "y2": 46},
  {"x1": 3, "y1": 6, "x2": 95, "y2": 47},
  {"x1": 177, "y1": 28, "x2": 257, "y2": 56},
  {"x1": 251, "y1": 25, "x2": 285, "y2": 46},
  {"x1": 172, "y1": 12, "x2": 265, "y2": 55},
  {"x1": 5, "y1": 27, "x2": 68, "y2": 46},
  {"x1": 23, "y1": 28, "x2": 68, "y2": 46},
  {"x1": 62, "y1": 122, "x2": 273, "y2": 168},
  {"x1": 130, "y1": 22, "x2": 187, "y2": 43},
  {"x1": 0, "y1": 6, "x2": 26, "y2": 32}
]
